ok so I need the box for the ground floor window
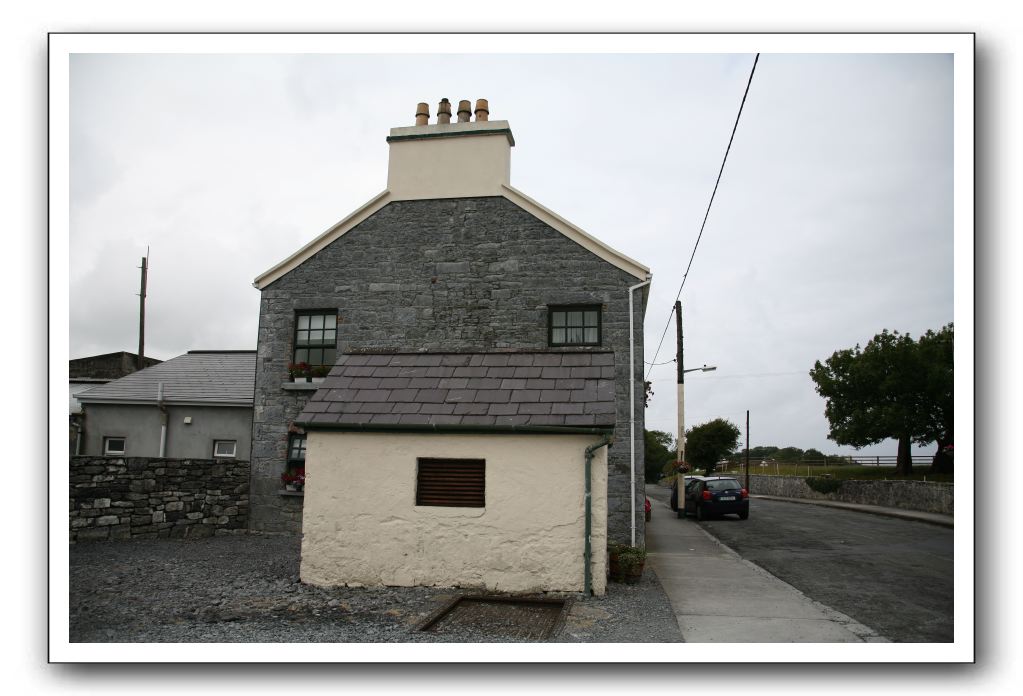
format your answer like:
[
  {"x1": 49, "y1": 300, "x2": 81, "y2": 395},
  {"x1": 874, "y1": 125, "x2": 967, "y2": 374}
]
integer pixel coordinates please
[
  {"x1": 282, "y1": 434, "x2": 306, "y2": 491},
  {"x1": 213, "y1": 440, "x2": 237, "y2": 458},
  {"x1": 103, "y1": 437, "x2": 126, "y2": 456},
  {"x1": 416, "y1": 458, "x2": 485, "y2": 508}
]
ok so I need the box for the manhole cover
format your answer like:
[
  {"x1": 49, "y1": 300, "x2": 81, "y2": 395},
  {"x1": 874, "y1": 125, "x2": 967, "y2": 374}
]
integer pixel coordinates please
[{"x1": 418, "y1": 595, "x2": 571, "y2": 641}]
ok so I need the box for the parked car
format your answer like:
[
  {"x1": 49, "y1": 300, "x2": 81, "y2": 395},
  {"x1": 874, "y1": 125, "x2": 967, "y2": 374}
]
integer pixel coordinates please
[
  {"x1": 682, "y1": 476, "x2": 749, "y2": 521},
  {"x1": 670, "y1": 475, "x2": 705, "y2": 515}
]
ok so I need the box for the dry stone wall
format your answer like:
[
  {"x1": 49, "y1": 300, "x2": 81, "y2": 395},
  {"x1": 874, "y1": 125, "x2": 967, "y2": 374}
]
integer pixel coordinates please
[
  {"x1": 748, "y1": 474, "x2": 954, "y2": 515},
  {"x1": 69, "y1": 456, "x2": 249, "y2": 542}
]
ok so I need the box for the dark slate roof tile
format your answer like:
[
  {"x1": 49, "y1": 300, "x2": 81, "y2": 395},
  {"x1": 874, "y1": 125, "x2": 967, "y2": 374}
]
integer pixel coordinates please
[
  {"x1": 416, "y1": 389, "x2": 448, "y2": 403},
  {"x1": 297, "y1": 352, "x2": 617, "y2": 430},
  {"x1": 420, "y1": 403, "x2": 456, "y2": 415},
  {"x1": 512, "y1": 366, "x2": 543, "y2": 378}
]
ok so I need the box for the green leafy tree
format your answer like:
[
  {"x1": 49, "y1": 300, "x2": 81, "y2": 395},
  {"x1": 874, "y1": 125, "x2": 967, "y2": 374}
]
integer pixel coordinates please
[
  {"x1": 643, "y1": 430, "x2": 677, "y2": 483},
  {"x1": 775, "y1": 446, "x2": 805, "y2": 462},
  {"x1": 809, "y1": 324, "x2": 953, "y2": 476},
  {"x1": 686, "y1": 418, "x2": 742, "y2": 476},
  {"x1": 803, "y1": 448, "x2": 826, "y2": 460}
]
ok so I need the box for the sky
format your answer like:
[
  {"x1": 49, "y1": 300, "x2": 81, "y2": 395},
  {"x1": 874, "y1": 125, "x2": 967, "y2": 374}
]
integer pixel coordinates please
[{"x1": 68, "y1": 47, "x2": 956, "y2": 458}]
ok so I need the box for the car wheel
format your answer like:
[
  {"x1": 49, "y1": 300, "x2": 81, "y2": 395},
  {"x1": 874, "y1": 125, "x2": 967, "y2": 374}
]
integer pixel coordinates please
[
  {"x1": 739, "y1": 509, "x2": 749, "y2": 520},
  {"x1": 695, "y1": 504, "x2": 705, "y2": 522}
]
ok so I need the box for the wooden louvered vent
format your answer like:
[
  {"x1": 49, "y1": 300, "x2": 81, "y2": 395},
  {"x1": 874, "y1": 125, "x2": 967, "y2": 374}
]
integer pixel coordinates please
[{"x1": 416, "y1": 458, "x2": 486, "y2": 508}]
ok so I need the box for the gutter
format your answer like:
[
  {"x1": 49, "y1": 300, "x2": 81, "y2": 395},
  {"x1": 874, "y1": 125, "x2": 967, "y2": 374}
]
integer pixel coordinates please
[
  {"x1": 628, "y1": 276, "x2": 652, "y2": 547},
  {"x1": 583, "y1": 434, "x2": 613, "y2": 597},
  {"x1": 297, "y1": 421, "x2": 615, "y2": 436}
]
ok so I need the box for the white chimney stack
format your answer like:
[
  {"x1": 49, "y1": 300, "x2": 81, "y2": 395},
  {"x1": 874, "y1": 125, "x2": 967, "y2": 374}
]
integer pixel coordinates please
[{"x1": 388, "y1": 98, "x2": 514, "y2": 201}]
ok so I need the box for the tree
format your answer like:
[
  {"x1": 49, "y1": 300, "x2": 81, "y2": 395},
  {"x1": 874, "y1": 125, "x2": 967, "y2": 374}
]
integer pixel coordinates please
[
  {"x1": 686, "y1": 418, "x2": 741, "y2": 476},
  {"x1": 775, "y1": 446, "x2": 805, "y2": 462},
  {"x1": 643, "y1": 430, "x2": 677, "y2": 483},
  {"x1": 803, "y1": 448, "x2": 826, "y2": 460},
  {"x1": 809, "y1": 324, "x2": 953, "y2": 476}
]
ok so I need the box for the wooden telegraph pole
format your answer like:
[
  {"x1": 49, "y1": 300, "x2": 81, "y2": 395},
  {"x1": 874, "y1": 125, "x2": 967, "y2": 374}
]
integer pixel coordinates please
[
  {"x1": 745, "y1": 409, "x2": 751, "y2": 492},
  {"x1": 675, "y1": 301, "x2": 685, "y2": 468},
  {"x1": 137, "y1": 254, "x2": 148, "y2": 370}
]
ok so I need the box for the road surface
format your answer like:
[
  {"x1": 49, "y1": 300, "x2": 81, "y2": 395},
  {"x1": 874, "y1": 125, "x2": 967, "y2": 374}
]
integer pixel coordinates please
[{"x1": 646, "y1": 486, "x2": 953, "y2": 642}]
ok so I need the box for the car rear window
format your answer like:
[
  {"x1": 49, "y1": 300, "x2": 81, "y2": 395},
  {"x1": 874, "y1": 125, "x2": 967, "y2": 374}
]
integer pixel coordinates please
[{"x1": 706, "y1": 479, "x2": 741, "y2": 492}]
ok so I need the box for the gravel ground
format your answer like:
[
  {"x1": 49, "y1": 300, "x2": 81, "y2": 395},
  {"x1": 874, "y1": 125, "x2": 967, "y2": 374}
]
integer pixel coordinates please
[{"x1": 69, "y1": 535, "x2": 682, "y2": 643}]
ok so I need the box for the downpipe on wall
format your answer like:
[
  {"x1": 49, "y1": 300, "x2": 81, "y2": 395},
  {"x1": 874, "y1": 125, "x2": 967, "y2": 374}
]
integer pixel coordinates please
[
  {"x1": 628, "y1": 277, "x2": 652, "y2": 547},
  {"x1": 157, "y1": 382, "x2": 168, "y2": 457},
  {"x1": 583, "y1": 434, "x2": 613, "y2": 598}
]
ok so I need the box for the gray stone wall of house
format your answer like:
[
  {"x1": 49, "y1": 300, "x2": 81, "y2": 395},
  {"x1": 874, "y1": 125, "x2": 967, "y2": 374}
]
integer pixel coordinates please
[
  {"x1": 251, "y1": 196, "x2": 649, "y2": 544},
  {"x1": 69, "y1": 456, "x2": 249, "y2": 542},
  {"x1": 82, "y1": 404, "x2": 253, "y2": 460}
]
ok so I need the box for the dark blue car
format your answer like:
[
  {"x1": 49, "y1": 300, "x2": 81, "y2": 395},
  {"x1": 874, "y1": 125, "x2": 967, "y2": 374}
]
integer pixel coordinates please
[{"x1": 682, "y1": 476, "x2": 749, "y2": 521}]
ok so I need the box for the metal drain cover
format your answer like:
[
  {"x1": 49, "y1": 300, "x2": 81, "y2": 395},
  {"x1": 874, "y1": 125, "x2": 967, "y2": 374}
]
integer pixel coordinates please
[{"x1": 419, "y1": 595, "x2": 571, "y2": 641}]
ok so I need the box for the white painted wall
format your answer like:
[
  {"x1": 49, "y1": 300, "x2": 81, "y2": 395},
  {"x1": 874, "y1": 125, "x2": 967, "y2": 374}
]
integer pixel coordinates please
[{"x1": 300, "y1": 431, "x2": 608, "y2": 595}]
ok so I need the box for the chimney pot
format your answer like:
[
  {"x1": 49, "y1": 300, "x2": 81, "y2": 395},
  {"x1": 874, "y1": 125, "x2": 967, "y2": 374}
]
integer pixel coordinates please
[
  {"x1": 474, "y1": 98, "x2": 489, "y2": 122},
  {"x1": 457, "y1": 100, "x2": 472, "y2": 123},
  {"x1": 437, "y1": 98, "x2": 452, "y2": 125},
  {"x1": 415, "y1": 102, "x2": 430, "y2": 126}
]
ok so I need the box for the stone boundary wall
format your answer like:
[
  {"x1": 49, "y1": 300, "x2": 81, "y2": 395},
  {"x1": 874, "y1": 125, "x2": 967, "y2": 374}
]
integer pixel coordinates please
[
  {"x1": 70, "y1": 456, "x2": 250, "y2": 542},
  {"x1": 747, "y1": 475, "x2": 953, "y2": 515}
]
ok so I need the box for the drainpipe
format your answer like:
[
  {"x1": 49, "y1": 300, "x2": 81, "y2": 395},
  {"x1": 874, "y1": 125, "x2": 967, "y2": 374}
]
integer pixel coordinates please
[
  {"x1": 157, "y1": 382, "x2": 168, "y2": 457},
  {"x1": 584, "y1": 434, "x2": 613, "y2": 597},
  {"x1": 628, "y1": 277, "x2": 652, "y2": 547}
]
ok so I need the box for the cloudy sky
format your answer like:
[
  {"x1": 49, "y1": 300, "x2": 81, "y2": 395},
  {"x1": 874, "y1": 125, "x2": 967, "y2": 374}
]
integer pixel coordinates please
[{"x1": 67, "y1": 43, "x2": 957, "y2": 458}]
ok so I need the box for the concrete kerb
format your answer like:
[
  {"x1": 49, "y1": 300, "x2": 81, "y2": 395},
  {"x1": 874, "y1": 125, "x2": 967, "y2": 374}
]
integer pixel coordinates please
[{"x1": 751, "y1": 494, "x2": 954, "y2": 528}]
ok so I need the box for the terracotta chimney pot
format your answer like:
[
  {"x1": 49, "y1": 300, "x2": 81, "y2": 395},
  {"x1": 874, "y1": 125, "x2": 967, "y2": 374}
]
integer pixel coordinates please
[
  {"x1": 415, "y1": 102, "x2": 430, "y2": 126},
  {"x1": 457, "y1": 100, "x2": 472, "y2": 123},
  {"x1": 437, "y1": 98, "x2": 452, "y2": 125},
  {"x1": 474, "y1": 98, "x2": 489, "y2": 122}
]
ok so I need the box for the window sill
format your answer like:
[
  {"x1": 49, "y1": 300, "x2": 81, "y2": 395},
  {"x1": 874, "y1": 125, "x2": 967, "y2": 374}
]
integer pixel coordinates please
[
  {"x1": 281, "y1": 381, "x2": 320, "y2": 391},
  {"x1": 278, "y1": 490, "x2": 305, "y2": 497}
]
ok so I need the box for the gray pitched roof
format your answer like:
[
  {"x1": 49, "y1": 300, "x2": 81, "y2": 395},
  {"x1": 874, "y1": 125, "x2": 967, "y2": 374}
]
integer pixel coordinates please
[
  {"x1": 297, "y1": 352, "x2": 616, "y2": 432},
  {"x1": 76, "y1": 351, "x2": 255, "y2": 407}
]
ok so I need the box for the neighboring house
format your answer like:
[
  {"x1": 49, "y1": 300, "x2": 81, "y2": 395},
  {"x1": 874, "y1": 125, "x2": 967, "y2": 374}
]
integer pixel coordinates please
[
  {"x1": 296, "y1": 351, "x2": 615, "y2": 595},
  {"x1": 69, "y1": 351, "x2": 161, "y2": 454},
  {"x1": 249, "y1": 99, "x2": 652, "y2": 559},
  {"x1": 76, "y1": 350, "x2": 255, "y2": 460}
]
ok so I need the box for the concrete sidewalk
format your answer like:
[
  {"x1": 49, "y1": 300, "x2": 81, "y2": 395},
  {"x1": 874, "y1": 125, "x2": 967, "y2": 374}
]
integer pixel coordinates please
[{"x1": 644, "y1": 492, "x2": 889, "y2": 643}]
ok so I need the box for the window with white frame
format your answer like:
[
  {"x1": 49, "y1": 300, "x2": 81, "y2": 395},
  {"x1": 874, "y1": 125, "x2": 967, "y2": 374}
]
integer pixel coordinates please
[
  {"x1": 213, "y1": 440, "x2": 237, "y2": 458},
  {"x1": 103, "y1": 437, "x2": 126, "y2": 455}
]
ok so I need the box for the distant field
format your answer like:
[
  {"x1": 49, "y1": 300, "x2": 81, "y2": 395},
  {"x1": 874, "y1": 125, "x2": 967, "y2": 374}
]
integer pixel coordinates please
[{"x1": 662, "y1": 464, "x2": 954, "y2": 484}]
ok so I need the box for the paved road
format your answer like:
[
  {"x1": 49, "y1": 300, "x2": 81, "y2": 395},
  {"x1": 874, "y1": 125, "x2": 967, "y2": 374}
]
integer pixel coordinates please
[{"x1": 646, "y1": 488, "x2": 953, "y2": 642}]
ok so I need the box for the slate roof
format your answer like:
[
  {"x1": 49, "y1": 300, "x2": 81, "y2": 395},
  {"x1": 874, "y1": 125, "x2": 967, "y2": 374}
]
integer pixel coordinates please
[
  {"x1": 76, "y1": 351, "x2": 255, "y2": 407},
  {"x1": 297, "y1": 352, "x2": 617, "y2": 432}
]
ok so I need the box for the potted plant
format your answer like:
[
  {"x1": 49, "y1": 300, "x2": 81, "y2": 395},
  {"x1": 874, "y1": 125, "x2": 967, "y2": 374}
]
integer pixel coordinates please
[
  {"x1": 607, "y1": 541, "x2": 626, "y2": 581},
  {"x1": 617, "y1": 546, "x2": 647, "y2": 585},
  {"x1": 287, "y1": 362, "x2": 312, "y2": 382},
  {"x1": 281, "y1": 467, "x2": 306, "y2": 492},
  {"x1": 310, "y1": 365, "x2": 330, "y2": 383}
]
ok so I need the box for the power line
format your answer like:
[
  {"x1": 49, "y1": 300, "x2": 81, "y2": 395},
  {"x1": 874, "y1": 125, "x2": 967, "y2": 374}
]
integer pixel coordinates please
[{"x1": 646, "y1": 53, "x2": 761, "y2": 380}]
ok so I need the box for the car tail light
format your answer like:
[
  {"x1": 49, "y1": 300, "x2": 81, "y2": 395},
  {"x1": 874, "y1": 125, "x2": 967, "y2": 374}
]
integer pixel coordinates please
[
  {"x1": 701, "y1": 490, "x2": 711, "y2": 501},
  {"x1": 740, "y1": 488, "x2": 749, "y2": 499}
]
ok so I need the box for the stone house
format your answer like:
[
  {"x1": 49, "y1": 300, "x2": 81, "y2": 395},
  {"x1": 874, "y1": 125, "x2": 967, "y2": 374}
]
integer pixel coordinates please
[
  {"x1": 76, "y1": 350, "x2": 255, "y2": 460},
  {"x1": 249, "y1": 99, "x2": 652, "y2": 562}
]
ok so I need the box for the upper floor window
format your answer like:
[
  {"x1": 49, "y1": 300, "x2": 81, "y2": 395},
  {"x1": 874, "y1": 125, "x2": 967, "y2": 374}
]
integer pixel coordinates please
[
  {"x1": 548, "y1": 305, "x2": 601, "y2": 346},
  {"x1": 294, "y1": 311, "x2": 337, "y2": 367}
]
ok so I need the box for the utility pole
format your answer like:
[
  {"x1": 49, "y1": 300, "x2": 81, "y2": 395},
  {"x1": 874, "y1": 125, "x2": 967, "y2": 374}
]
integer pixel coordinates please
[
  {"x1": 675, "y1": 301, "x2": 685, "y2": 467},
  {"x1": 137, "y1": 253, "x2": 148, "y2": 370},
  {"x1": 745, "y1": 409, "x2": 750, "y2": 492}
]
